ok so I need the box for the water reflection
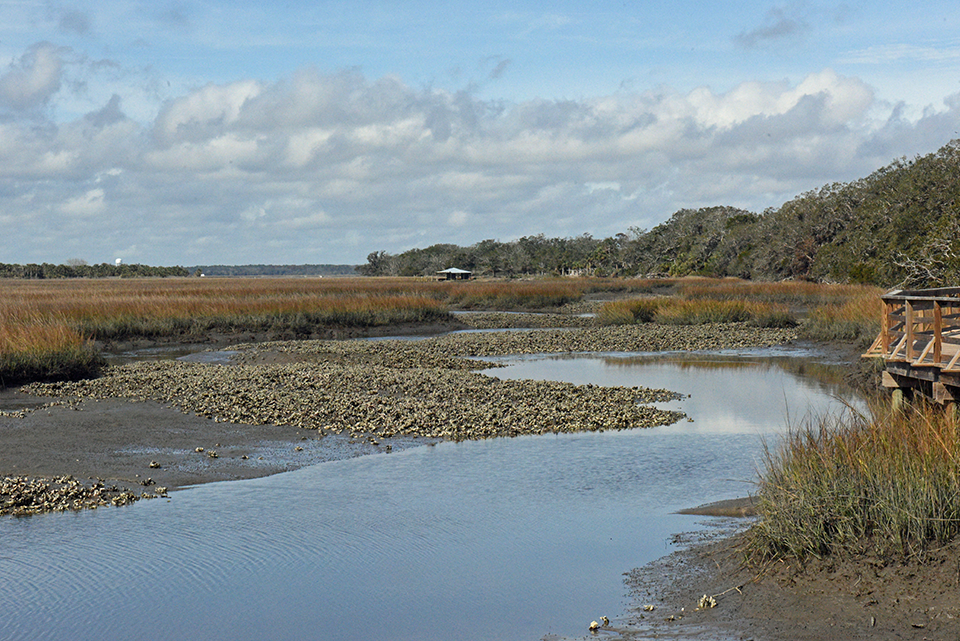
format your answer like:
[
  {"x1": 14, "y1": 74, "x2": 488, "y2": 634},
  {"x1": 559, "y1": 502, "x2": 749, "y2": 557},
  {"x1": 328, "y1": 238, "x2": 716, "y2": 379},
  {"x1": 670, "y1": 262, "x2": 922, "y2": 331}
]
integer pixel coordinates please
[{"x1": 481, "y1": 348, "x2": 863, "y2": 435}]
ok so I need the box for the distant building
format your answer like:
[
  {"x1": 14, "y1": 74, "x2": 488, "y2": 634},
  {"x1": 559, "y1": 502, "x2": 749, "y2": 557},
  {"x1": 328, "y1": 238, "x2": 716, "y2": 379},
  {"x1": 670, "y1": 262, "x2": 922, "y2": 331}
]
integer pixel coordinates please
[{"x1": 437, "y1": 267, "x2": 472, "y2": 281}]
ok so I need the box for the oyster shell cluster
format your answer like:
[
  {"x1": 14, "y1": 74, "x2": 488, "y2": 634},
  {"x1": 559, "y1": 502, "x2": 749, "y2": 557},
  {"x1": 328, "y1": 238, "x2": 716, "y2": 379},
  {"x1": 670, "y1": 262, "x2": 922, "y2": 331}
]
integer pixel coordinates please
[
  {"x1": 27, "y1": 323, "x2": 798, "y2": 442},
  {"x1": 0, "y1": 475, "x2": 166, "y2": 516},
  {"x1": 12, "y1": 322, "x2": 797, "y2": 515}
]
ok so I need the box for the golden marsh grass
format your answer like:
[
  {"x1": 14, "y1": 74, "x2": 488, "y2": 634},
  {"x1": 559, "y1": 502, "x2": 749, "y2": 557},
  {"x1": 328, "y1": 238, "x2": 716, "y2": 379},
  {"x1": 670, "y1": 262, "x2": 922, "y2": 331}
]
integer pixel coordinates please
[
  {"x1": 595, "y1": 279, "x2": 881, "y2": 332},
  {"x1": 0, "y1": 276, "x2": 663, "y2": 384},
  {"x1": 0, "y1": 276, "x2": 883, "y2": 384},
  {"x1": 0, "y1": 277, "x2": 450, "y2": 384}
]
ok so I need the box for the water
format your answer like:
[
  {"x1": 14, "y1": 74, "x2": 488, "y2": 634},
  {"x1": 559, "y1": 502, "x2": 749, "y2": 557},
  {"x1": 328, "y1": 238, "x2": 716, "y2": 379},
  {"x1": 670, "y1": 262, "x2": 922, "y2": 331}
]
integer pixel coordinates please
[
  {"x1": 480, "y1": 346, "x2": 862, "y2": 433},
  {"x1": 0, "y1": 348, "x2": 859, "y2": 641}
]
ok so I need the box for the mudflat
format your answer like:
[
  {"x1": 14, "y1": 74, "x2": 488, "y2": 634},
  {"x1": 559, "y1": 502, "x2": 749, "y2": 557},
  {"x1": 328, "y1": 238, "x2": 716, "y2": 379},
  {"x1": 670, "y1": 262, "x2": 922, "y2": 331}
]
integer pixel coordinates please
[
  {"x1": 616, "y1": 518, "x2": 960, "y2": 640},
  {"x1": 0, "y1": 389, "x2": 390, "y2": 493}
]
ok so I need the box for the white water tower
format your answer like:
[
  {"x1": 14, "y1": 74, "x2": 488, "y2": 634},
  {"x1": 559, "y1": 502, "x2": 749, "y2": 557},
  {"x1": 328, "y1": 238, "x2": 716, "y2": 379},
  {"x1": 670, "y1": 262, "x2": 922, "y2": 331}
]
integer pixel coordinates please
[{"x1": 115, "y1": 258, "x2": 122, "y2": 267}]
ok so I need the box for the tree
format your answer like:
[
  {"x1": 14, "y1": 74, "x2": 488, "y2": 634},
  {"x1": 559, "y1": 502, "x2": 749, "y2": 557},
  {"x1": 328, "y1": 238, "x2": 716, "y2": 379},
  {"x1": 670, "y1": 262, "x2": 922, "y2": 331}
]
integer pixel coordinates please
[{"x1": 359, "y1": 251, "x2": 391, "y2": 276}]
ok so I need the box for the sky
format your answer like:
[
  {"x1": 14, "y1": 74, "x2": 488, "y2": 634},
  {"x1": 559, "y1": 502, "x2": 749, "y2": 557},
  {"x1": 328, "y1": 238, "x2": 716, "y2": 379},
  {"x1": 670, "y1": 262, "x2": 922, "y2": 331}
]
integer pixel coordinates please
[{"x1": 2, "y1": 1, "x2": 960, "y2": 266}]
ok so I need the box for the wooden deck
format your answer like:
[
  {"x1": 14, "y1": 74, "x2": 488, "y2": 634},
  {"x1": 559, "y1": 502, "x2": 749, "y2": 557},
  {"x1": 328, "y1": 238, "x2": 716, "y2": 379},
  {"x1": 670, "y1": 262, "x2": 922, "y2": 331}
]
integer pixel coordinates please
[{"x1": 863, "y1": 287, "x2": 960, "y2": 405}]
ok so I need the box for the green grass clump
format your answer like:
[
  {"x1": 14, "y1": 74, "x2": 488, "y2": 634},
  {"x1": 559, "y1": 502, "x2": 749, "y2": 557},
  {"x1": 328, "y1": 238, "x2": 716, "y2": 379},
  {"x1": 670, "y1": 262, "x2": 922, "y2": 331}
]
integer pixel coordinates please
[
  {"x1": 750, "y1": 304, "x2": 799, "y2": 328},
  {"x1": 749, "y1": 400, "x2": 960, "y2": 561},
  {"x1": 654, "y1": 299, "x2": 754, "y2": 325}
]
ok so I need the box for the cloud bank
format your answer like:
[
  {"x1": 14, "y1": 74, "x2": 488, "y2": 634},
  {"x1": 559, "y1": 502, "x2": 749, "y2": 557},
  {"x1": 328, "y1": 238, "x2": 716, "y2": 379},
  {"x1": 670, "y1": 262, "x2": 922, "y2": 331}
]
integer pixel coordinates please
[{"x1": 2, "y1": 42, "x2": 960, "y2": 265}]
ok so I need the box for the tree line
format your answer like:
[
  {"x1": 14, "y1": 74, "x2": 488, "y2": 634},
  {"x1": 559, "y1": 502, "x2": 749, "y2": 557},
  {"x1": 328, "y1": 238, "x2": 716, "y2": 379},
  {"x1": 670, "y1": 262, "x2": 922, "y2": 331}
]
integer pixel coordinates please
[
  {"x1": 190, "y1": 264, "x2": 359, "y2": 277},
  {"x1": 360, "y1": 140, "x2": 960, "y2": 288},
  {"x1": 0, "y1": 263, "x2": 190, "y2": 279},
  {"x1": 0, "y1": 263, "x2": 361, "y2": 279}
]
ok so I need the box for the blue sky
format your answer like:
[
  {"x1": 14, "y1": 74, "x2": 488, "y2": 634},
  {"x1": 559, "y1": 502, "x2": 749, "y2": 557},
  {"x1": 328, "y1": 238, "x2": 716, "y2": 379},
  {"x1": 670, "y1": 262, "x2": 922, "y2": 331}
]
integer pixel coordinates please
[{"x1": 2, "y1": 1, "x2": 960, "y2": 266}]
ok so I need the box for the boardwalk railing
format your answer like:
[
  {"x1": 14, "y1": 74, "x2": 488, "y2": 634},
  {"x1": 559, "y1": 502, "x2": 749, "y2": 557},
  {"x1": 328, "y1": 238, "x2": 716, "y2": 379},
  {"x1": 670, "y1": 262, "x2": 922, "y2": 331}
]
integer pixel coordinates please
[
  {"x1": 864, "y1": 287, "x2": 960, "y2": 370},
  {"x1": 864, "y1": 287, "x2": 960, "y2": 406}
]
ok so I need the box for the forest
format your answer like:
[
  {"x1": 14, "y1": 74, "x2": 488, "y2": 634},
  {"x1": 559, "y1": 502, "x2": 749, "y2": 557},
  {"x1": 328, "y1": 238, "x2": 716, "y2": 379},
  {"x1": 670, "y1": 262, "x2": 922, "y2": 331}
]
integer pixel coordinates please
[{"x1": 360, "y1": 140, "x2": 960, "y2": 288}]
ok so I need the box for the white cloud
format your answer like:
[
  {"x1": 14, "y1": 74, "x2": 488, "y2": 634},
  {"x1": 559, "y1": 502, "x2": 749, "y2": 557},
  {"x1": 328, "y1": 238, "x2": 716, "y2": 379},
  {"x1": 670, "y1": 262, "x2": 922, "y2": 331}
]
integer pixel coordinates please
[
  {"x1": 0, "y1": 42, "x2": 64, "y2": 110},
  {"x1": 2, "y1": 39, "x2": 960, "y2": 264},
  {"x1": 841, "y1": 43, "x2": 960, "y2": 65},
  {"x1": 278, "y1": 211, "x2": 330, "y2": 229},
  {"x1": 240, "y1": 204, "x2": 266, "y2": 222},
  {"x1": 59, "y1": 188, "x2": 105, "y2": 216},
  {"x1": 153, "y1": 80, "x2": 262, "y2": 146},
  {"x1": 585, "y1": 182, "x2": 620, "y2": 193},
  {"x1": 145, "y1": 133, "x2": 262, "y2": 173}
]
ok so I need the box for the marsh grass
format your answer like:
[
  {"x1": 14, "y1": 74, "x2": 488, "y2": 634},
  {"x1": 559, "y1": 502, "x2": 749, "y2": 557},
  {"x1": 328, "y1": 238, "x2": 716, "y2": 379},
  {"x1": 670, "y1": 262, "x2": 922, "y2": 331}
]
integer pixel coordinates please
[
  {"x1": 655, "y1": 298, "x2": 756, "y2": 325},
  {"x1": 595, "y1": 298, "x2": 665, "y2": 324},
  {"x1": 677, "y1": 280, "x2": 874, "y2": 306},
  {"x1": 68, "y1": 293, "x2": 450, "y2": 339},
  {"x1": 596, "y1": 297, "x2": 797, "y2": 328},
  {"x1": 801, "y1": 291, "x2": 882, "y2": 344},
  {"x1": 0, "y1": 278, "x2": 458, "y2": 384},
  {"x1": 0, "y1": 276, "x2": 884, "y2": 384},
  {"x1": 0, "y1": 313, "x2": 104, "y2": 385},
  {"x1": 677, "y1": 279, "x2": 883, "y2": 341},
  {"x1": 596, "y1": 279, "x2": 881, "y2": 336},
  {"x1": 749, "y1": 400, "x2": 960, "y2": 561},
  {"x1": 435, "y1": 277, "x2": 676, "y2": 309},
  {"x1": 0, "y1": 276, "x2": 664, "y2": 384},
  {"x1": 440, "y1": 280, "x2": 584, "y2": 309}
]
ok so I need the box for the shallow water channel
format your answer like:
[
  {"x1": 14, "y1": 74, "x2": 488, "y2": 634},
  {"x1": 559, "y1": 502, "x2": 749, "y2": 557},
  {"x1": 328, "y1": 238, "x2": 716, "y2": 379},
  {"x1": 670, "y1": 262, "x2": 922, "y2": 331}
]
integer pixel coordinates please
[{"x1": 0, "y1": 345, "x2": 861, "y2": 641}]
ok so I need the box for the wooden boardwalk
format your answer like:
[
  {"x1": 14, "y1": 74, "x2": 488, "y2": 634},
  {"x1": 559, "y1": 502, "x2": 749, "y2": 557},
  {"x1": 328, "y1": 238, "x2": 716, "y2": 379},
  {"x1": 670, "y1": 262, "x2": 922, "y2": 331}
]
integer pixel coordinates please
[{"x1": 863, "y1": 287, "x2": 960, "y2": 406}]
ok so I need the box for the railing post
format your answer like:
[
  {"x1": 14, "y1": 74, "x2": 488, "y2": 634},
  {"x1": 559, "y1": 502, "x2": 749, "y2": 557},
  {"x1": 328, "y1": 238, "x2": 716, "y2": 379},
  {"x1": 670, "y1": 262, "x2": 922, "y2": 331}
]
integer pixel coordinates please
[
  {"x1": 906, "y1": 300, "x2": 915, "y2": 361},
  {"x1": 934, "y1": 301, "x2": 943, "y2": 365},
  {"x1": 881, "y1": 299, "x2": 892, "y2": 355}
]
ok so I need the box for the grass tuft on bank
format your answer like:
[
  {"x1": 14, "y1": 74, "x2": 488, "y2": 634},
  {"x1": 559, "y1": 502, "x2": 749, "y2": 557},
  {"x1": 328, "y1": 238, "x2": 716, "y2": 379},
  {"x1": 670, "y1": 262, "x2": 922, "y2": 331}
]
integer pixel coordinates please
[
  {"x1": 595, "y1": 280, "x2": 881, "y2": 338},
  {"x1": 596, "y1": 296, "x2": 797, "y2": 328},
  {"x1": 748, "y1": 400, "x2": 960, "y2": 562},
  {"x1": 800, "y1": 291, "x2": 882, "y2": 343},
  {"x1": 0, "y1": 316, "x2": 105, "y2": 385}
]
